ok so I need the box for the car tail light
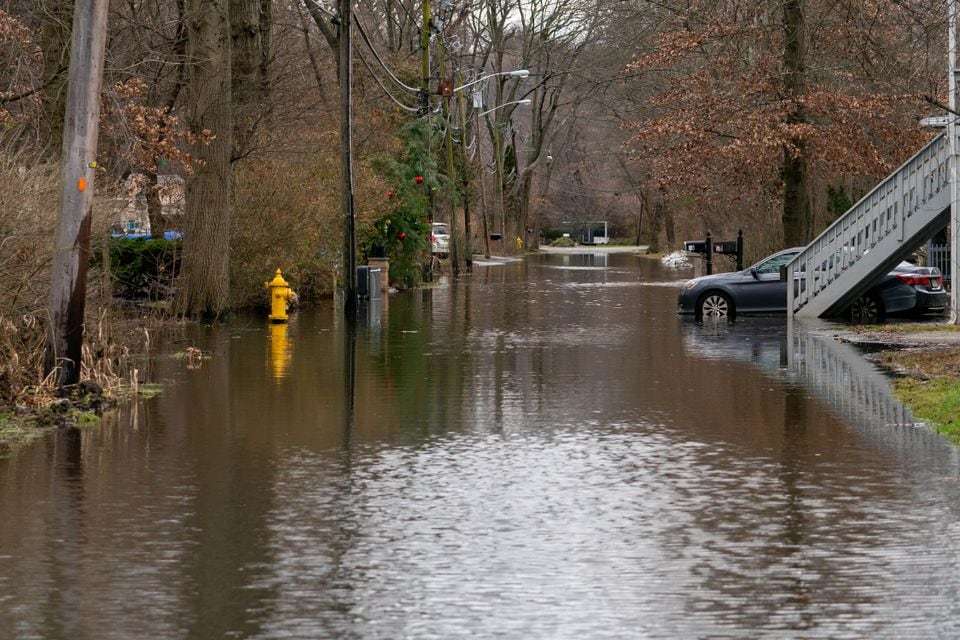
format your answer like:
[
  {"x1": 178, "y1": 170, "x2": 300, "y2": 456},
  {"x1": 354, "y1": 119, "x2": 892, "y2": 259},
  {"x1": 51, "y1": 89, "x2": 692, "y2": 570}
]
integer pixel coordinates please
[
  {"x1": 896, "y1": 274, "x2": 935, "y2": 287},
  {"x1": 430, "y1": 234, "x2": 436, "y2": 242}
]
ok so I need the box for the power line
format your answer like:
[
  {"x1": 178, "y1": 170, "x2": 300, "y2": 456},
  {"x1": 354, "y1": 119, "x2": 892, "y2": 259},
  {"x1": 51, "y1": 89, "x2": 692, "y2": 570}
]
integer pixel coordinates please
[
  {"x1": 356, "y1": 48, "x2": 419, "y2": 112},
  {"x1": 353, "y1": 14, "x2": 419, "y2": 94}
]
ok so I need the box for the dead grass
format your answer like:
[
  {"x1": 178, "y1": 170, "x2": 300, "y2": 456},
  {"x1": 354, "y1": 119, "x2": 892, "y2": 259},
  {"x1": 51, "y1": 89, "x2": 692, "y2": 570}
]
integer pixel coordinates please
[
  {"x1": 0, "y1": 143, "x2": 58, "y2": 409},
  {"x1": 877, "y1": 347, "x2": 960, "y2": 379},
  {"x1": 0, "y1": 138, "x2": 150, "y2": 414},
  {"x1": 853, "y1": 322, "x2": 960, "y2": 334}
]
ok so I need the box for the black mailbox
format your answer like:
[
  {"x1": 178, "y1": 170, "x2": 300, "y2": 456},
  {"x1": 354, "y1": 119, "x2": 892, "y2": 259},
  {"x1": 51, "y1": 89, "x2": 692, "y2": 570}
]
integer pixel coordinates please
[
  {"x1": 684, "y1": 241, "x2": 707, "y2": 254},
  {"x1": 713, "y1": 241, "x2": 738, "y2": 254}
]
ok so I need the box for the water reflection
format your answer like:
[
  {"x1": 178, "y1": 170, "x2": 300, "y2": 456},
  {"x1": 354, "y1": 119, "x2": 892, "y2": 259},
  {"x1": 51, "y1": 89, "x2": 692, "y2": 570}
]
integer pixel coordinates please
[
  {"x1": 787, "y1": 323, "x2": 914, "y2": 428},
  {"x1": 268, "y1": 323, "x2": 291, "y2": 381},
  {"x1": 6, "y1": 255, "x2": 960, "y2": 638},
  {"x1": 680, "y1": 318, "x2": 916, "y2": 430}
]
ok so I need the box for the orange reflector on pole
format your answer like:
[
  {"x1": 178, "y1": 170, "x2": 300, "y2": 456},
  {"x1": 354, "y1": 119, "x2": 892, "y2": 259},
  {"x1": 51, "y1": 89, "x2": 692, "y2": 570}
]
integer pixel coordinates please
[{"x1": 77, "y1": 177, "x2": 88, "y2": 192}]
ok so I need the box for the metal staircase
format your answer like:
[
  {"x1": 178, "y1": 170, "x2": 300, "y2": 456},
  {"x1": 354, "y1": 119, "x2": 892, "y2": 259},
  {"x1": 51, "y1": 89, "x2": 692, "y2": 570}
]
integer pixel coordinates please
[{"x1": 787, "y1": 133, "x2": 952, "y2": 318}]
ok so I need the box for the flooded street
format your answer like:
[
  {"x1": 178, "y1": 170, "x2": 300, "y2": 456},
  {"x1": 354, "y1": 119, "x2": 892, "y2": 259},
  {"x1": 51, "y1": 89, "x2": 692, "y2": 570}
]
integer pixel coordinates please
[{"x1": 4, "y1": 253, "x2": 960, "y2": 638}]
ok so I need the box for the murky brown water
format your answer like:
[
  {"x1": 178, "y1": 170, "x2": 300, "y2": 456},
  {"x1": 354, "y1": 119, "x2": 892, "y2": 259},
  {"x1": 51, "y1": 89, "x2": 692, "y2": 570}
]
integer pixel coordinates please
[{"x1": 3, "y1": 253, "x2": 960, "y2": 639}]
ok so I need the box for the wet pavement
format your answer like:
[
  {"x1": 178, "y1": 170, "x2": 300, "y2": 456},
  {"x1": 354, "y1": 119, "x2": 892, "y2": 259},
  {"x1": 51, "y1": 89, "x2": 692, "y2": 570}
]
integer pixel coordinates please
[{"x1": 3, "y1": 253, "x2": 960, "y2": 639}]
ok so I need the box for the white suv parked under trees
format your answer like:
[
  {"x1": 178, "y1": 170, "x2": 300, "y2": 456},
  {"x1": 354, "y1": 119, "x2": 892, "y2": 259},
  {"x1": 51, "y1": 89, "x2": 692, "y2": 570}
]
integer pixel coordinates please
[{"x1": 431, "y1": 222, "x2": 450, "y2": 256}]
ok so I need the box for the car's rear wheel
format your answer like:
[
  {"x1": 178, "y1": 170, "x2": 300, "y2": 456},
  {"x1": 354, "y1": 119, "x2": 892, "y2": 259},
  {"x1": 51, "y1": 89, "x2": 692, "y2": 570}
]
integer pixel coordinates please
[
  {"x1": 698, "y1": 291, "x2": 735, "y2": 321},
  {"x1": 849, "y1": 293, "x2": 885, "y2": 324}
]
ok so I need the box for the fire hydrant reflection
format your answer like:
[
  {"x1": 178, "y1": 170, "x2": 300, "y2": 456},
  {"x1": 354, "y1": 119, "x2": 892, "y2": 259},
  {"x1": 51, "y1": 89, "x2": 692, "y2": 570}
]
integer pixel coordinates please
[
  {"x1": 265, "y1": 268, "x2": 296, "y2": 322},
  {"x1": 269, "y1": 323, "x2": 291, "y2": 381}
]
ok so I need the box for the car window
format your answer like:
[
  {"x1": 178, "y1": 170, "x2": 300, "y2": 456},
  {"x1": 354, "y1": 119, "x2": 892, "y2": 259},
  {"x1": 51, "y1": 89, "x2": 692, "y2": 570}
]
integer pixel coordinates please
[
  {"x1": 433, "y1": 225, "x2": 449, "y2": 235},
  {"x1": 754, "y1": 252, "x2": 798, "y2": 274}
]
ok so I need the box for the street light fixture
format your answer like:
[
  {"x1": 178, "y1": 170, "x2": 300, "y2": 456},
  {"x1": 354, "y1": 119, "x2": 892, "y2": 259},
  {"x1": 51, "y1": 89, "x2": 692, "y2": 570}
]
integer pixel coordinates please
[
  {"x1": 920, "y1": 115, "x2": 953, "y2": 128},
  {"x1": 454, "y1": 69, "x2": 529, "y2": 94},
  {"x1": 479, "y1": 99, "x2": 531, "y2": 117}
]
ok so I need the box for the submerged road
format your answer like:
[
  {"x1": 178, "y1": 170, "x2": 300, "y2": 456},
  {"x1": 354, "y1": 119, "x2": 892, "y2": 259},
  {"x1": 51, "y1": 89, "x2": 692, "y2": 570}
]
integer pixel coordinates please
[{"x1": 2, "y1": 252, "x2": 960, "y2": 639}]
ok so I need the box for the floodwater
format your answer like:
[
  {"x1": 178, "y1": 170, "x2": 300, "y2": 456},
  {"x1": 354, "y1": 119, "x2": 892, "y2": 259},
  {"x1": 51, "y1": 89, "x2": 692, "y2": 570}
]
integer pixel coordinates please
[{"x1": 3, "y1": 253, "x2": 960, "y2": 639}]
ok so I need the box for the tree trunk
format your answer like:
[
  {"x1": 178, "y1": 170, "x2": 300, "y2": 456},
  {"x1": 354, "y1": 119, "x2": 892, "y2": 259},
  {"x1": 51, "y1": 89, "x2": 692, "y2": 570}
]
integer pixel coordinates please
[
  {"x1": 304, "y1": 0, "x2": 339, "y2": 73},
  {"x1": 615, "y1": 155, "x2": 645, "y2": 248},
  {"x1": 385, "y1": 0, "x2": 397, "y2": 52},
  {"x1": 231, "y1": 0, "x2": 262, "y2": 160},
  {"x1": 633, "y1": 188, "x2": 645, "y2": 248},
  {"x1": 44, "y1": 0, "x2": 110, "y2": 387},
  {"x1": 664, "y1": 206, "x2": 676, "y2": 247},
  {"x1": 146, "y1": 171, "x2": 166, "y2": 239},
  {"x1": 781, "y1": 0, "x2": 809, "y2": 247},
  {"x1": 782, "y1": 149, "x2": 809, "y2": 246},
  {"x1": 176, "y1": 0, "x2": 233, "y2": 319},
  {"x1": 647, "y1": 194, "x2": 663, "y2": 253},
  {"x1": 462, "y1": 183, "x2": 472, "y2": 268},
  {"x1": 517, "y1": 172, "x2": 533, "y2": 251},
  {"x1": 38, "y1": 0, "x2": 73, "y2": 155},
  {"x1": 259, "y1": 0, "x2": 272, "y2": 100}
]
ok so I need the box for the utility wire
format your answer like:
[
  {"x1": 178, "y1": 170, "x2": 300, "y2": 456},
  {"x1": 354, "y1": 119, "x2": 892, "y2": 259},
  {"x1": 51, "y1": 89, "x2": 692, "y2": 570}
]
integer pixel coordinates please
[
  {"x1": 353, "y1": 14, "x2": 420, "y2": 94},
  {"x1": 357, "y1": 49, "x2": 420, "y2": 112}
]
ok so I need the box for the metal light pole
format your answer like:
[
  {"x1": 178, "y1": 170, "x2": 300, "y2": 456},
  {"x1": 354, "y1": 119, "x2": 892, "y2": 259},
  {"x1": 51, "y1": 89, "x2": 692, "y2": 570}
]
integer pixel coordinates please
[{"x1": 951, "y1": 0, "x2": 960, "y2": 323}]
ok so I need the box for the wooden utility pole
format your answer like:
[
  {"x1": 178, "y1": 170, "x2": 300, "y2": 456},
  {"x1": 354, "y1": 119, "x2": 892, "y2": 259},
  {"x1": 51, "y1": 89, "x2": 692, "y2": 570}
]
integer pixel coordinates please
[
  {"x1": 420, "y1": 0, "x2": 431, "y2": 113},
  {"x1": 44, "y1": 0, "x2": 110, "y2": 388},
  {"x1": 419, "y1": 0, "x2": 434, "y2": 279},
  {"x1": 339, "y1": 0, "x2": 357, "y2": 313},
  {"x1": 457, "y1": 79, "x2": 473, "y2": 271},
  {"x1": 440, "y1": 46, "x2": 462, "y2": 275}
]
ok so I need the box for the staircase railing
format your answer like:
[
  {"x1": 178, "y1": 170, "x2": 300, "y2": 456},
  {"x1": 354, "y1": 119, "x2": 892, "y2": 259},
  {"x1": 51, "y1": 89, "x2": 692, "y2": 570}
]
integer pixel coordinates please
[{"x1": 787, "y1": 133, "x2": 951, "y2": 318}]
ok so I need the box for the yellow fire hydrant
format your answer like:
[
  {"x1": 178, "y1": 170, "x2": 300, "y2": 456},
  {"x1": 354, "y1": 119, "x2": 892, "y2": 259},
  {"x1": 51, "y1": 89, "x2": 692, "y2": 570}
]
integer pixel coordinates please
[{"x1": 265, "y1": 269, "x2": 295, "y2": 323}]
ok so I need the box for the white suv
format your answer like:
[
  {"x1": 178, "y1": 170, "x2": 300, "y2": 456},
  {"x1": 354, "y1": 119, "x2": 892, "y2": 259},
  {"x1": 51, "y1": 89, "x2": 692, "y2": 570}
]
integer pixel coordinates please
[{"x1": 431, "y1": 222, "x2": 450, "y2": 256}]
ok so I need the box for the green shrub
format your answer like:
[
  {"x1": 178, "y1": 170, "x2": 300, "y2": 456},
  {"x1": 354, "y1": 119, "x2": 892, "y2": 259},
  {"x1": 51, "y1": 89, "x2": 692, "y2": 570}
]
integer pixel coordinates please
[
  {"x1": 542, "y1": 228, "x2": 565, "y2": 242},
  {"x1": 550, "y1": 236, "x2": 576, "y2": 247},
  {"x1": 107, "y1": 238, "x2": 181, "y2": 300},
  {"x1": 362, "y1": 121, "x2": 444, "y2": 288}
]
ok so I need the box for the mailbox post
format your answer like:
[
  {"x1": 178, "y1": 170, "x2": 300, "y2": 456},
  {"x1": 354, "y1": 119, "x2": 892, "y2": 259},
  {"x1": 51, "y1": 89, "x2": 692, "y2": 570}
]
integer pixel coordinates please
[
  {"x1": 736, "y1": 230, "x2": 744, "y2": 271},
  {"x1": 684, "y1": 230, "x2": 744, "y2": 275},
  {"x1": 705, "y1": 231, "x2": 713, "y2": 275}
]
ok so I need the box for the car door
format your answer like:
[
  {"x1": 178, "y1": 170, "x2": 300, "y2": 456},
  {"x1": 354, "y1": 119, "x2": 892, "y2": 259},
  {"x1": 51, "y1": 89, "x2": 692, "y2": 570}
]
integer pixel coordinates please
[{"x1": 731, "y1": 252, "x2": 798, "y2": 312}]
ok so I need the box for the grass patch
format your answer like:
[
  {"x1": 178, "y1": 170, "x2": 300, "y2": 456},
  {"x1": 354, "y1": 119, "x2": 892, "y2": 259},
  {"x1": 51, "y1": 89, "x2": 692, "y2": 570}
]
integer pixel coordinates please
[
  {"x1": 69, "y1": 410, "x2": 101, "y2": 428},
  {"x1": 881, "y1": 346, "x2": 960, "y2": 440},
  {"x1": 894, "y1": 378, "x2": 960, "y2": 439},
  {"x1": 137, "y1": 383, "x2": 163, "y2": 399},
  {"x1": 0, "y1": 412, "x2": 46, "y2": 450}
]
